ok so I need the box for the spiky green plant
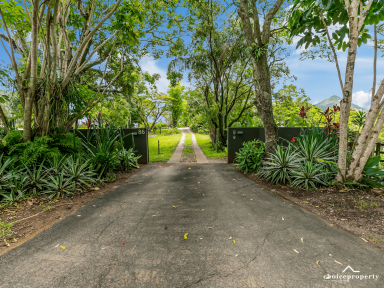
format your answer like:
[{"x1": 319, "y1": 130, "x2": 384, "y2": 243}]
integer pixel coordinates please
[
  {"x1": 292, "y1": 135, "x2": 337, "y2": 163},
  {"x1": 258, "y1": 145, "x2": 301, "y2": 184},
  {"x1": 291, "y1": 161, "x2": 328, "y2": 190},
  {"x1": 64, "y1": 156, "x2": 97, "y2": 187},
  {"x1": 41, "y1": 171, "x2": 78, "y2": 199}
]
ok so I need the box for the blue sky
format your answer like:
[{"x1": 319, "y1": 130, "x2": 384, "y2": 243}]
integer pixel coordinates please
[{"x1": 139, "y1": 39, "x2": 383, "y2": 110}]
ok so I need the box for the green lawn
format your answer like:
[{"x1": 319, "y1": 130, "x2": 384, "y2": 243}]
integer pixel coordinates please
[
  {"x1": 148, "y1": 134, "x2": 182, "y2": 162},
  {"x1": 194, "y1": 133, "x2": 227, "y2": 159}
]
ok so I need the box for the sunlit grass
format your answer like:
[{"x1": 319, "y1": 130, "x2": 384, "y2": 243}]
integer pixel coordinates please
[
  {"x1": 148, "y1": 134, "x2": 182, "y2": 162},
  {"x1": 194, "y1": 133, "x2": 227, "y2": 159}
]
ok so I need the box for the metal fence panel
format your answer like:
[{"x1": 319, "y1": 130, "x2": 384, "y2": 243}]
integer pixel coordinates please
[
  {"x1": 75, "y1": 128, "x2": 148, "y2": 164},
  {"x1": 227, "y1": 127, "x2": 303, "y2": 163}
]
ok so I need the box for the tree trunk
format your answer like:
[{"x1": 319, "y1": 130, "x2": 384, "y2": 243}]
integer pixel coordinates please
[
  {"x1": 251, "y1": 55, "x2": 278, "y2": 154},
  {"x1": 0, "y1": 104, "x2": 9, "y2": 132},
  {"x1": 336, "y1": 2, "x2": 362, "y2": 182}
]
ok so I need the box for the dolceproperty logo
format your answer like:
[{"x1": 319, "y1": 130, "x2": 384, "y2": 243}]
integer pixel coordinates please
[{"x1": 324, "y1": 266, "x2": 380, "y2": 282}]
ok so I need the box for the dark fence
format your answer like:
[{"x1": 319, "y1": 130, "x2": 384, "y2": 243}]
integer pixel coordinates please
[
  {"x1": 374, "y1": 142, "x2": 384, "y2": 162},
  {"x1": 227, "y1": 127, "x2": 303, "y2": 163},
  {"x1": 75, "y1": 128, "x2": 148, "y2": 164}
]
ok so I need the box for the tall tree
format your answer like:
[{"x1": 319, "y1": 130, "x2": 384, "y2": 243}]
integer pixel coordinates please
[
  {"x1": 289, "y1": 0, "x2": 384, "y2": 182},
  {"x1": 233, "y1": 0, "x2": 288, "y2": 153},
  {"x1": 167, "y1": 83, "x2": 185, "y2": 127},
  {"x1": 169, "y1": 5, "x2": 254, "y2": 147}
]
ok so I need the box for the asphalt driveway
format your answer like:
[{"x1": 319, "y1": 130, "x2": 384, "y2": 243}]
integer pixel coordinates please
[{"x1": 0, "y1": 164, "x2": 383, "y2": 287}]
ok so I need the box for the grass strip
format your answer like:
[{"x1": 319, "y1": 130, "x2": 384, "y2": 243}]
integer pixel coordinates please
[{"x1": 194, "y1": 133, "x2": 227, "y2": 159}]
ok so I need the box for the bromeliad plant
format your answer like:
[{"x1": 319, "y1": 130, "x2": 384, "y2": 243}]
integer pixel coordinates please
[{"x1": 235, "y1": 140, "x2": 265, "y2": 173}]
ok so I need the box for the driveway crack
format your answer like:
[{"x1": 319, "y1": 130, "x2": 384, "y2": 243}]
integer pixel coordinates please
[{"x1": 184, "y1": 233, "x2": 269, "y2": 287}]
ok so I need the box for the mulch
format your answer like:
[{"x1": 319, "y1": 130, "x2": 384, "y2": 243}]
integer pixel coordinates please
[
  {"x1": 241, "y1": 171, "x2": 384, "y2": 249},
  {"x1": 0, "y1": 168, "x2": 142, "y2": 255}
]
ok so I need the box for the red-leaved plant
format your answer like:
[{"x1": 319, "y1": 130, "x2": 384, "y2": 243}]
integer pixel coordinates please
[{"x1": 322, "y1": 105, "x2": 340, "y2": 136}]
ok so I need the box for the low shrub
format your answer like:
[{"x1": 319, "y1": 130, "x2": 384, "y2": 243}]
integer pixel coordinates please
[
  {"x1": 197, "y1": 128, "x2": 209, "y2": 134},
  {"x1": 163, "y1": 128, "x2": 181, "y2": 135},
  {"x1": 235, "y1": 140, "x2": 265, "y2": 173}
]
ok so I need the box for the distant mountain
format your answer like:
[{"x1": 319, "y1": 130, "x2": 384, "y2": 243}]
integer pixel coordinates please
[{"x1": 315, "y1": 95, "x2": 367, "y2": 111}]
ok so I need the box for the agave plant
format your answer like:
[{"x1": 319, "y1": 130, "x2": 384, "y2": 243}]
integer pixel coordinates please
[
  {"x1": 64, "y1": 156, "x2": 97, "y2": 187},
  {"x1": 292, "y1": 135, "x2": 337, "y2": 163},
  {"x1": 78, "y1": 125, "x2": 122, "y2": 177},
  {"x1": 46, "y1": 155, "x2": 68, "y2": 175},
  {"x1": 0, "y1": 154, "x2": 15, "y2": 190},
  {"x1": 24, "y1": 161, "x2": 47, "y2": 191},
  {"x1": 0, "y1": 172, "x2": 29, "y2": 203},
  {"x1": 291, "y1": 161, "x2": 328, "y2": 190},
  {"x1": 258, "y1": 145, "x2": 301, "y2": 184},
  {"x1": 41, "y1": 171, "x2": 78, "y2": 199}
]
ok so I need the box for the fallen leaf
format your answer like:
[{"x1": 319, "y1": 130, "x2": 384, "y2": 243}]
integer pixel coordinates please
[
  {"x1": 301, "y1": 237, "x2": 304, "y2": 243},
  {"x1": 282, "y1": 217, "x2": 284, "y2": 220},
  {"x1": 341, "y1": 219, "x2": 347, "y2": 221},
  {"x1": 199, "y1": 237, "x2": 203, "y2": 240},
  {"x1": 184, "y1": 233, "x2": 188, "y2": 239},
  {"x1": 235, "y1": 254, "x2": 239, "y2": 257},
  {"x1": 229, "y1": 237, "x2": 232, "y2": 240},
  {"x1": 334, "y1": 260, "x2": 342, "y2": 265},
  {"x1": 188, "y1": 168, "x2": 191, "y2": 170},
  {"x1": 77, "y1": 215, "x2": 81, "y2": 217},
  {"x1": 316, "y1": 260, "x2": 320, "y2": 265},
  {"x1": 101, "y1": 247, "x2": 107, "y2": 250},
  {"x1": 172, "y1": 205, "x2": 177, "y2": 209},
  {"x1": 122, "y1": 242, "x2": 124, "y2": 245},
  {"x1": 203, "y1": 194, "x2": 205, "y2": 196},
  {"x1": 54, "y1": 244, "x2": 60, "y2": 248},
  {"x1": 60, "y1": 246, "x2": 66, "y2": 250},
  {"x1": 92, "y1": 187, "x2": 99, "y2": 191},
  {"x1": 361, "y1": 238, "x2": 368, "y2": 242},
  {"x1": 250, "y1": 199, "x2": 253, "y2": 200},
  {"x1": 293, "y1": 249, "x2": 299, "y2": 254},
  {"x1": 233, "y1": 240, "x2": 236, "y2": 243},
  {"x1": 208, "y1": 226, "x2": 214, "y2": 229},
  {"x1": 201, "y1": 209, "x2": 204, "y2": 211},
  {"x1": 303, "y1": 201, "x2": 308, "y2": 203}
]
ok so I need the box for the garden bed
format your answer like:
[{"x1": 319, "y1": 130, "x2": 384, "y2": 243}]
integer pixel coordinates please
[
  {"x1": 242, "y1": 171, "x2": 384, "y2": 249},
  {"x1": 0, "y1": 168, "x2": 141, "y2": 255}
]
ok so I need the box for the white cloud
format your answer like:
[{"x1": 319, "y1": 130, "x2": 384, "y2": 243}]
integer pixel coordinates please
[
  {"x1": 139, "y1": 56, "x2": 170, "y2": 93},
  {"x1": 352, "y1": 90, "x2": 371, "y2": 109}
]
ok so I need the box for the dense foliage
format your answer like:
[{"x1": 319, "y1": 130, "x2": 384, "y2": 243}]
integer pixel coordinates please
[
  {"x1": 235, "y1": 140, "x2": 265, "y2": 173},
  {"x1": 0, "y1": 122, "x2": 140, "y2": 204}
]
